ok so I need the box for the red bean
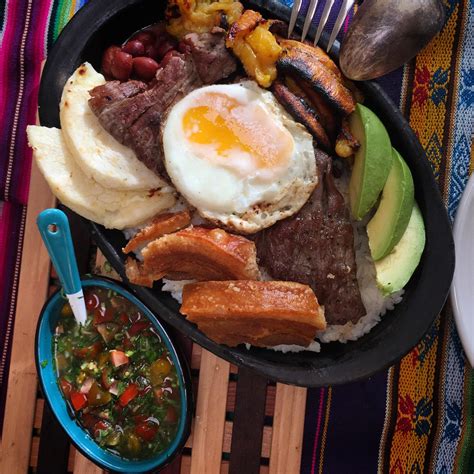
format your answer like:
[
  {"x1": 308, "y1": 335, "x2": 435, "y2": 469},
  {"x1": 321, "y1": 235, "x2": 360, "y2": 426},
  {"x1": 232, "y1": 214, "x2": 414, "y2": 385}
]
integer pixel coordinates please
[
  {"x1": 131, "y1": 31, "x2": 156, "y2": 48},
  {"x1": 122, "y1": 39, "x2": 145, "y2": 57},
  {"x1": 144, "y1": 43, "x2": 161, "y2": 61},
  {"x1": 101, "y1": 45, "x2": 121, "y2": 78},
  {"x1": 133, "y1": 57, "x2": 159, "y2": 81},
  {"x1": 155, "y1": 39, "x2": 177, "y2": 60},
  {"x1": 111, "y1": 51, "x2": 133, "y2": 81}
]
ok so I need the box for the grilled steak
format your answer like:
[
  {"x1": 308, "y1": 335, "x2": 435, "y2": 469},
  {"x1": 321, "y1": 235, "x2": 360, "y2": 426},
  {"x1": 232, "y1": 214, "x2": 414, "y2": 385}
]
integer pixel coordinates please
[
  {"x1": 88, "y1": 80, "x2": 148, "y2": 115},
  {"x1": 256, "y1": 149, "x2": 366, "y2": 325},
  {"x1": 88, "y1": 31, "x2": 237, "y2": 175},
  {"x1": 180, "y1": 28, "x2": 238, "y2": 84}
]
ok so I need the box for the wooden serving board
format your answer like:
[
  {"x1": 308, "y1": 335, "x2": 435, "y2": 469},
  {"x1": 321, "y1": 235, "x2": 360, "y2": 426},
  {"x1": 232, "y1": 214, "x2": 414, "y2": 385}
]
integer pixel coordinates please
[{"x1": 0, "y1": 151, "x2": 307, "y2": 474}]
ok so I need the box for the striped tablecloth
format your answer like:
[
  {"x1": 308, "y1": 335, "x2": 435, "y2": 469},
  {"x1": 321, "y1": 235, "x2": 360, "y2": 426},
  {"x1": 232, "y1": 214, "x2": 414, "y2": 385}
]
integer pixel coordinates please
[{"x1": 1, "y1": 0, "x2": 473, "y2": 472}]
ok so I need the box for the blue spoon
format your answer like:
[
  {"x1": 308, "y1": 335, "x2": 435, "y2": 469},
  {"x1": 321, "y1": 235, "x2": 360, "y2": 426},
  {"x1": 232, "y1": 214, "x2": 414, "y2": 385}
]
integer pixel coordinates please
[{"x1": 37, "y1": 209, "x2": 87, "y2": 325}]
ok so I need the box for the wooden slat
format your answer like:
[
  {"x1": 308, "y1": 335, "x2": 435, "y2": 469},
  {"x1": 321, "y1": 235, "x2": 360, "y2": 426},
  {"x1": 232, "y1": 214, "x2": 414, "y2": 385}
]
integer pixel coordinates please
[
  {"x1": 229, "y1": 369, "x2": 267, "y2": 474},
  {"x1": 190, "y1": 350, "x2": 230, "y2": 474},
  {"x1": 180, "y1": 455, "x2": 192, "y2": 474},
  {"x1": 30, "y1": 436, "x2": 40, "y2": 467},
  {"x1": 73, "y1": 452, "x2": 103, "y2": 474},
  {"x1": 0, "y1": 160, "x2": 56, "y2": 473},
  {"x1": 186, "y1": 420, "x2": 271, "y2": 458},
  {"x1": 37, "y1": 405, "x2": 70, "y2": 474},
  {"x1": 34, "y1": 399, "x2": 45, "y2": 430},
  {"x1": 268, "y1": 384, "x2": 307, "y2": 474},
  {"x1": 265, "y1": 385, "x2": 276, "y2": 417},
  {"x1": 68, "y1": 447, "x2": 77, "y2": 472}
]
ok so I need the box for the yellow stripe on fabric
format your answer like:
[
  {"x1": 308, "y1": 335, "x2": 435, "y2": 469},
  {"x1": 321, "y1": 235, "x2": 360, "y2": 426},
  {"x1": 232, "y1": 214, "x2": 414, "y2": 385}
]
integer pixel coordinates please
[
  {"x1": 377, "y1": 366, "x2": 395, "y2": 471},
  {"x1": 408, "y1": 2, "x2": 462, "y2": 193},
  {"x1": 70, "y1": 0, "x2": 76, "y2": 17},
  {"x1": 427, "y1": 311, "x2": 452, "y2": 472},
  {"x1": 389, "y1": 320, "x2": 441, "y2": 472},
  {"x1": 387, "y1": 2, "x2": 462, "y2": 471},
  {"x1": 318, "y1": 387, "x2": 332, "y2": 474}
]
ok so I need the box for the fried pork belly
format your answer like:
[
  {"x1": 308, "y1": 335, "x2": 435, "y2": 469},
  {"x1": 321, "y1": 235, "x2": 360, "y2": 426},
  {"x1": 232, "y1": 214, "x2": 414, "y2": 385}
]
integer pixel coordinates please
[
  {"x1": 226, "y1": 10, "x2": 282, "y2": 87},
  {"x1": 335, "y1": 118, "x2": 360, "y2": 158},
  {"x1": 272, "y1": 80, "x2": 331, "y2": 151},
  {"x1": 125, "y1": 226, "x2": 261, "y2": 287},
  {"x1": 180, "y1": 280, "x2": 326, "y2": 347},
  {"x1": 123, "y1": 210, "x2": 192, "y2": 254},
  {"x1": 166, "y1": 0, "x2": 243, "y2": 38},
  {"x1": 277, "y1": 39, "x2": 355, "y2": 115}
]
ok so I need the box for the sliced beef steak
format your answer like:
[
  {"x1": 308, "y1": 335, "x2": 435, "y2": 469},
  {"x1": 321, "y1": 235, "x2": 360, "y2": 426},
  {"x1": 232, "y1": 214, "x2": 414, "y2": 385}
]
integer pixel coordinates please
[
  {"x1": 256, "y1": 150, "x2": 366, "y2": 325},
  {"x1": 180, "y1": 28, "x2": 238, "y2": 84},
  {"x1": 88, "y1": 31, "x2": 237, "y2": 175},
  {"x1": 88, "y1": 80, "x2": 148, "y2": 115}
]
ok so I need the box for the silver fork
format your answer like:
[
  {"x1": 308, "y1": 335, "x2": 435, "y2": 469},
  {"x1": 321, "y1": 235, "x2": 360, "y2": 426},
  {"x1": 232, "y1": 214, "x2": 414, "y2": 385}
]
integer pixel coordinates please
[{"x1": 288, "y1": 0, "x2": 356, "y2": 52}]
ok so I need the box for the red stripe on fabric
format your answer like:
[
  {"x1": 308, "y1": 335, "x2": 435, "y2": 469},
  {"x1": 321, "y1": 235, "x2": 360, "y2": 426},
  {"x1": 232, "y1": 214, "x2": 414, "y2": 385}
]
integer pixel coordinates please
[
  {"x1": 0, "y1": 1, "x2": 22, "y2": 195},
  {"x1": 14, "y1": 0, "x2": 52, "y2": 204},
  {"x1": 0, "y1": 203, "x2": 11, "y2": 274},
  {"x1": 311, "y1": 387, "x2": 326, "y2": 474}
]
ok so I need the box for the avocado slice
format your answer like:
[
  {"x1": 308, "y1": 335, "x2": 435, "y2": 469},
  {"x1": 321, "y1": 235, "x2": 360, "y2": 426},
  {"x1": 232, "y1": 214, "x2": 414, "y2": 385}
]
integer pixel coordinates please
[
  {"x1": 374, "y1": 203, "x2": 426, "y2": 295},
  {"x1": 367, "y1": 149, "x2": 415, "y2": 260},
  {"x1": 349, "y1": 103, "x2": 393, "y2": 220}
]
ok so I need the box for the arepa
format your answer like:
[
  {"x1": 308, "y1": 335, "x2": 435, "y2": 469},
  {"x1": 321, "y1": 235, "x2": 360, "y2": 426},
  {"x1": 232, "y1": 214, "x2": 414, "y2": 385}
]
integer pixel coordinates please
[
  {"x1": 27, "y1": 126, "x2": 175, "y2": 229},
  {"x1": 60, "y1": 63, "x2": 165, "y2": 191}
]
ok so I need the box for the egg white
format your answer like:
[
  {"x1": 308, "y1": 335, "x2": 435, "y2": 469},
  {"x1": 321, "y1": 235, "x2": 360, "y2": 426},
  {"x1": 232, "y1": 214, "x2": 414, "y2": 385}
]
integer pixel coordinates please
[{"x1": 163, "y1": 81, "x2": 317, "y2": 234}]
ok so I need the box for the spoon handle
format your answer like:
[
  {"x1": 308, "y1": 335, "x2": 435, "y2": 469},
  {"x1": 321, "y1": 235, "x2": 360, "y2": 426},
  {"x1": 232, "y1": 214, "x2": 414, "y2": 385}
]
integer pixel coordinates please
[
  {"x1": 37, "y1": 209, "x2": 87, "y2": 325},
  {"x1": 37, "y1": 209, "x2": 82, "y2": 295}
]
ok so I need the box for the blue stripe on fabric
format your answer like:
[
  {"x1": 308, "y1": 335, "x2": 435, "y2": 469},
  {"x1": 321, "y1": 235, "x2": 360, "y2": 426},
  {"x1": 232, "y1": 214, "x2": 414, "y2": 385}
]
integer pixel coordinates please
[
  {"x1": 433, "y1": 314, "x2": 466, "y2": 473},
  {"x1": 447, "y1": 0, "x2": 474, "y2": 221}
]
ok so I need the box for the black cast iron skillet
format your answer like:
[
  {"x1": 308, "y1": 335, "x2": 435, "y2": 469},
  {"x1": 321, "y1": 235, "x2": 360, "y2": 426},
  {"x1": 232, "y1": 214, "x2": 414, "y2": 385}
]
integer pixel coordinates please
[{"x1": 38, "y1": 0, "x2": 455, "y2": 386}]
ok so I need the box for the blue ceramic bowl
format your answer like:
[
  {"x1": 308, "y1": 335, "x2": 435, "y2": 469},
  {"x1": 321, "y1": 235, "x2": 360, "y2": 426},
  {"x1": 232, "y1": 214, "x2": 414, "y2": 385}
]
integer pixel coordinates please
[{"x1": 35, "y1": 277, "x2": 192, "y2": 473}]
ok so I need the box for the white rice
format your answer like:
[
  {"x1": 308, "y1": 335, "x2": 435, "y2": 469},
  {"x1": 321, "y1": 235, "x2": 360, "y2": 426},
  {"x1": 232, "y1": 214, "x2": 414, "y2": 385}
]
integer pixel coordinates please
[{"x1": 161, "y1": 279, "x2": 195, "y2": 303}]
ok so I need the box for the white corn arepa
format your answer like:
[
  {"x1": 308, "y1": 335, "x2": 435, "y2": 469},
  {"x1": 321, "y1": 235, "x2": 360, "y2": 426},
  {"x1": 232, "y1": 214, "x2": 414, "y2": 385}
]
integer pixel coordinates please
[
  {"x1": 60, "y1": 62, "x2": 165, "y2": 191},
  {"x1": 27, "y1": 125, "x2": 175, "y2": 229}
]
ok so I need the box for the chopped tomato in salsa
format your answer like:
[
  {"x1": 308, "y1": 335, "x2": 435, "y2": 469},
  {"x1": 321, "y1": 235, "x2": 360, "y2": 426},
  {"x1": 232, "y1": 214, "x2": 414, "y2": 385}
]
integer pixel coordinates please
[{"x1": 54, "y1": 286, "x2": 181, "y2": 460}]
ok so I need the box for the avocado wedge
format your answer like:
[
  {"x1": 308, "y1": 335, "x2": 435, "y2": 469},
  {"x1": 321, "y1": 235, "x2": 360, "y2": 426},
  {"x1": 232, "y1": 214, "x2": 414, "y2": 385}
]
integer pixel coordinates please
[
  {"x1": 367, "y1": 149, "x2": 415, "y2": 260},
  {"x1": 374, "y1": 203, "x2": 426, "y2": 295},
  {"x1": 348, "y1": 103, "x2": 393, "y2": 220}
]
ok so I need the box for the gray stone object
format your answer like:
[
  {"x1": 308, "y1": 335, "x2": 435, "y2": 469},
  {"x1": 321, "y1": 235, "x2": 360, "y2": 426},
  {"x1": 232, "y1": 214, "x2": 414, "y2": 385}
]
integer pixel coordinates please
[{"x1": 339, "y1": 0, "x2": 446, "y2": 81}]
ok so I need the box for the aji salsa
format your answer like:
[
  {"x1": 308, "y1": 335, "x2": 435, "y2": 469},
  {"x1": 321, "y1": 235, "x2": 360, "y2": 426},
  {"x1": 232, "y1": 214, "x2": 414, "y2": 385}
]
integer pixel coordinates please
[{"x1": 54, "y1": 286, "x2": 181, "y2": 460}]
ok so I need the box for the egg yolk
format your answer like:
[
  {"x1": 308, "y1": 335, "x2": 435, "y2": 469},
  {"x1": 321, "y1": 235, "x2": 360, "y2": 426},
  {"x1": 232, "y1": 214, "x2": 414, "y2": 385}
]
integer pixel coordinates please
[{"x1": 182, "y1": 92, "x2": 294, "y2": 174}]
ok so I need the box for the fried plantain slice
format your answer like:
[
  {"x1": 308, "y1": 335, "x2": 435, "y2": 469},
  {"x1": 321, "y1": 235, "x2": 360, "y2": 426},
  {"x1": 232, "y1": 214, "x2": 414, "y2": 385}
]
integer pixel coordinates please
[
  {"x1": 272, "y1": 80, "x2": 331, "y2": 151},
  {"x1": 335, "y1": 118, "x2": 360, "y2": 158},
  {"x1": 277, "y1": 39, "x2": 355, "y2": 115},
  {"x1": 293, "y1": 78, "x2": 339, "y2": 140},
  {"x1": 180, "y1": 280, "x2": 326, "y2": 347},
  {"x1": 227, "y1": 10, "x2": 282, "y2": 87},
  {"x1": 125, "y1": 226, "x2": 261, "y2": 287},
  {"x1": 226, "y1": 9, "x2": 262, "y2": 42},
  {"x1": 278, "y1": 39, "x2": 342, "y2": 79}
]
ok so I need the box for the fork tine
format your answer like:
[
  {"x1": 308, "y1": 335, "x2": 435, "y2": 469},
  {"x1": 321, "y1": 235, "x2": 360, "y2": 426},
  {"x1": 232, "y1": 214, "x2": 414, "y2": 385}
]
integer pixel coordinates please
[
  {"x1": 313, "y1": 0, "x2": 335, "y2": 47},
  {"x1": 288, "y1": 0, "x2": 303, "y2": 38},
  {"x1": 301, "y1": 0, "x2": 319, "y2": 42},
  {"x1": 326, "y1": 0, "x2": 355, "y2": 52}
]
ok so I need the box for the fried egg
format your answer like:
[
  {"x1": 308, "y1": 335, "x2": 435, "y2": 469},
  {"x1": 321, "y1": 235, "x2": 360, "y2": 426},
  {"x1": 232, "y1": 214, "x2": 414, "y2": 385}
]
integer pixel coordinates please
[{"x1": 162, "y1": 81, "x2": 317, "y2": 233}]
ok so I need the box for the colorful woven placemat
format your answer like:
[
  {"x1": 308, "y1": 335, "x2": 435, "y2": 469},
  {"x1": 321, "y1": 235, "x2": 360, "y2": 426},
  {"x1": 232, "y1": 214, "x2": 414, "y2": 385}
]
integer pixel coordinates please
[{"x1": 0, "y1": 1, "x2": 473, "y2": 472}]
